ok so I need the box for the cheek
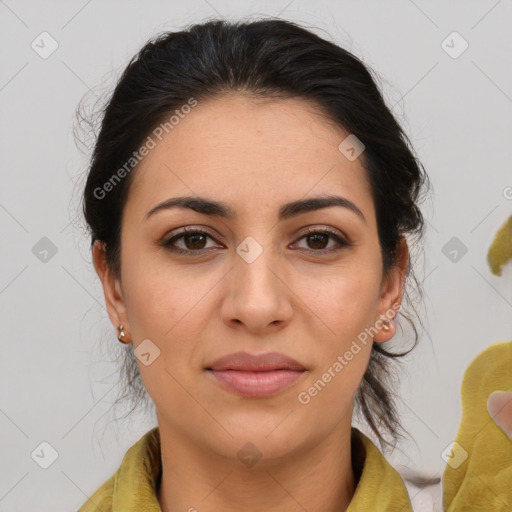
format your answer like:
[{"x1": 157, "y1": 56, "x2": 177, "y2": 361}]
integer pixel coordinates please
[
  {"x1": 121, "y1": 257, "x2": 222, "y2": 375},
  {"x1": 296, "y1": 340, "x2": 372, "y2": 417},
  {"x1": 295, "y1": 267, "x2": 380, "y2": 395},
  {"x1": 303, "y1": 266, "x2": 381, "y2": 337},
  {"x1": 125, "y1": 274, "x2": 208, "y2": 341},
  {"x1": 120, "y1": 241, "x2": 200, "y2": 331}
]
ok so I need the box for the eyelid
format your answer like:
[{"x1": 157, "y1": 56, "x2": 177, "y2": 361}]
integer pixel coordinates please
[
  {"x1": 299, "y1": 224, "x2": 348, "y2": 240},
  {"x1": 164, "y1": 225, "x2": 223, "y2": 243}
]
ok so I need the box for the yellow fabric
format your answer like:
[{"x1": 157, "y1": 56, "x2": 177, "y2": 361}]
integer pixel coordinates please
[
  {"x1": 78, "y1": 425, "x2": 162, "y2": 511},
  {"x1": 347, "y1": 429, "x2": 414, "y2": 511},
  {"x1": 487, "y1": 214, "x2": 512, "y2": 276},
  {"x1": 78, "y1": 341, "x2": 512, "y2": 512},
  {"x1": 442, "y1": 340, "x2": 512, "y2": 512},
  {"x1": 77, "y1": 426, "x2": 413, "y2": 511}
]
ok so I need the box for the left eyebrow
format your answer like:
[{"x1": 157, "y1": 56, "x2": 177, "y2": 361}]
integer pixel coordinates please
[{"x1": 144, "y1": 194, "x2": 366, "y2": 224}]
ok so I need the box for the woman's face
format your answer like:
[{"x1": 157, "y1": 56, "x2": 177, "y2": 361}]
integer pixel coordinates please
[{"x1": 94, "y1": 92, "x2": 406, "y2": 464}]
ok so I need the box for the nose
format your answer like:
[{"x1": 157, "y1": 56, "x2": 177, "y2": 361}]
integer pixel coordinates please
[{"x1": 221, "y1": 238, "x2": 293, "y2": 334}]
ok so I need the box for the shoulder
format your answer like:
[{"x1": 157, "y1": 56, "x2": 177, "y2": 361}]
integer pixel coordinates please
[
  {"x1": 76, "y1": 474, "x2": 114, "y2": 511},
  {"x1": 76, "y1": 427, "x2": 161, "y2": 512}
]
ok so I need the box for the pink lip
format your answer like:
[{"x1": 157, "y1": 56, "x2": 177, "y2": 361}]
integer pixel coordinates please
[{"x1": 206, "y1": 351, "x2": 307, "y2": 398}]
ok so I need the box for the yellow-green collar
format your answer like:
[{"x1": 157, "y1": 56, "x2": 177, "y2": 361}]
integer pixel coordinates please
[{"x1": 79, "y1": 426, "x2": 413, "y2": 511}]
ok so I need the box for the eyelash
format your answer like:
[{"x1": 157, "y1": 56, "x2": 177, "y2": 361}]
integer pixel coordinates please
[{"x1": 160, "y1": 226, "x2": 351, "y2": 256}]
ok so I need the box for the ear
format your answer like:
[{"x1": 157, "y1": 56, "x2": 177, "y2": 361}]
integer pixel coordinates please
[
  {"x1": 373, "y1": 236, "x2": 409, "y2": 343},
  {"x1": 92, "y1": 240, "x2": 131, "y2": 343}
]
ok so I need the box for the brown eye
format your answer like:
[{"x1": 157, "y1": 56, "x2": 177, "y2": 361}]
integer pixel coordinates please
[
  {"x1": 306, "y1": 233, "x2": 330, "y2": 250},
  {"x1": 294, "y1": 228, "x2": 351, "y2": 254},
  {"x1": 161, "y1": 228, "x2": 220, "y2": 255},
  {"x1": 182, "y1": 232, "x2": 208, "y2": 250}
]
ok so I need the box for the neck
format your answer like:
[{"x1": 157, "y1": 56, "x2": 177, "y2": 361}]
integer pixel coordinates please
[{"x1": 156, "y1": 419, "x2": 358, "y2": 512}]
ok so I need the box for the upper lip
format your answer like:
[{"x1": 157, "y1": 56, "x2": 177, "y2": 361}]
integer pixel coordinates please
[{"x1": 206, "y1": 351, "x2": 306, "y2": 372}]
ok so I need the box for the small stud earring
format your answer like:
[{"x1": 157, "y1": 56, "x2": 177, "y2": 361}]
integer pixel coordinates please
[
  {"x1": 382, "y1": 319, "x2": 391, "y2": 331},
  {"x1": 117, "y1": 324, "x2": 128, "y2": 343}
]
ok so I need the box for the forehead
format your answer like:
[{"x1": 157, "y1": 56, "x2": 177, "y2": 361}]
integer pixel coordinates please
[{"x1": 124, "y1": 92, "x2": 375, "y2": 226}]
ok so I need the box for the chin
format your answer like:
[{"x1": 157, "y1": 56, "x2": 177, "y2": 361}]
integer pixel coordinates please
[
  {"x1": 218, "y1": 420, "x2": 310, "y2": 463},
  {"x1": 224, "y1": 434, "x2": 302, "y2": 469}
]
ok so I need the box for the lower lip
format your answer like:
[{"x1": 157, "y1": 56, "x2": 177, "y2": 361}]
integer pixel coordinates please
[{"x1": 207, "y1": 369, "x2": 305, "y2": 397}]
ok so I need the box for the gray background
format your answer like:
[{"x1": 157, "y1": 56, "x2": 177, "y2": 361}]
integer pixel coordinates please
[{"x1": 1, "y1": 0, "x2": 511, "y2": 510}]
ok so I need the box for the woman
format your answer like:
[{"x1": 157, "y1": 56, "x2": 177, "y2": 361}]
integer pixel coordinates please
[{"x1": 76, "y1": 17, "x2": 511, "y2": 512}]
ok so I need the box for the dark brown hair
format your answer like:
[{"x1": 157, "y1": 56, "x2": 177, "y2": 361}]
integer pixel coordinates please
[{"x1": 78, "y1": 17, "x2": 432, "y2": 453}]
